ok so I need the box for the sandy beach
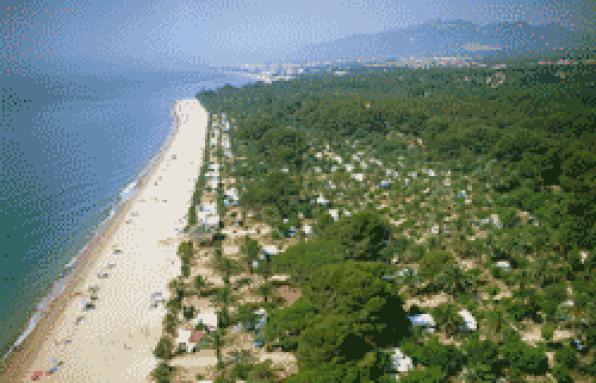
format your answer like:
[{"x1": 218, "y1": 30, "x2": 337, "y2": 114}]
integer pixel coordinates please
[{"x1": 3, "y1": 99, "x2": 208, "y2": 382}]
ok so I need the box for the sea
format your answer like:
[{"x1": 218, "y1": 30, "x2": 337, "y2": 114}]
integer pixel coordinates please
[{"x1": 0, "y1": 68, "x2": 252, "y2": 356}]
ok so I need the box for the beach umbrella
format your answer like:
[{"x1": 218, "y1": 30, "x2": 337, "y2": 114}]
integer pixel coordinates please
[{"x1": 30, "y1": 370, "x2": 44, "y2": 380}]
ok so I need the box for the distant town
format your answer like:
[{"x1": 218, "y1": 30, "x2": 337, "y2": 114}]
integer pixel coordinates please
[{"x1": 220, "y1": 54, "x2": 591, "y2": 84}]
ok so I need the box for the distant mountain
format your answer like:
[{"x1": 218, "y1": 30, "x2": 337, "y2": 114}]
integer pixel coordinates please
[{"x1": 291, "y1": 20, "x2": 591, "y2": 62}]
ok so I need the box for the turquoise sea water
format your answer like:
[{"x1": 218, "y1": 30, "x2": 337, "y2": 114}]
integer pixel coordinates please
[{"x1": 0, "y1": 69, "x2": 251, "y2": 355}]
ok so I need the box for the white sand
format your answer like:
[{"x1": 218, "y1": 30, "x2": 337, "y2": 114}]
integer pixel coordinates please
[{"x1": 14, "y1": 100, "x2": 208, "y2": 382}]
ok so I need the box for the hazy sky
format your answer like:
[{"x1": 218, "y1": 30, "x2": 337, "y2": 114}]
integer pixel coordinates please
[{"x1": 1, "y1": 0, "x2": 593, "y2": 73}]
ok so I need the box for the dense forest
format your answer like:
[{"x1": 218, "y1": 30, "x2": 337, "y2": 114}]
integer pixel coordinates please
[{"x1": 196, "y1": 58, "x2": 594, "y2": 382}]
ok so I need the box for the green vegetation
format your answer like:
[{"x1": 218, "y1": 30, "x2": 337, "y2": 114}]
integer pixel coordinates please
[
  {"x1": 177, "y1": 241, "x2": 193, "y2": 277},
  {"x1": 151, "y1": 362, "x2": 173, "y2": 383},
  {"x1": 265, "y1": 258, "x2": 408, "y2": 379},
  {"x1": 196, "y1": 57, "x2": 595, "y2": 382},
  {"x1": 154, "y1": 336, "x2": 174, "y2": 360}
]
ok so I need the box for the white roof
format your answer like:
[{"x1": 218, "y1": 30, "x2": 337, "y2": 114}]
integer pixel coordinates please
[
  {"x1": 408, "y1": 313, "x2": 436, "y2": 327},
  {"x1": 270, "y1": 274, "x2": 289, "y2": 282},
  {"x1": 352, "y1": 173, "x2": 365, "y2": 182},
  {"x1": 491, "y1": 214, "x2": 502, "y2": 228},
  {"x1": 225, "y1": 188, "x2": 239, "y2": 199},
  {"x1": 203, "y1": 215, "x2": 220, "y2": 226},
  {"x1": 303, "y1": 224, "x2": 313, "y2": 234},
  {"x1": 316, "y1": 194, "x2": 329, "y2": 205},
  {"x1": 393, "y1": 348, "x2": 414, "y2": 373},
  {"x1": 192, "y1": 312, "x2": 218, "y2": 329},
  {"x1": 177, "y1": 328, "x2": 192, "y2": 345},
  {"x1": 459, "y1": 309, "x2": 477, "y2": 331},
  {"x1": 262, "y1": 245, "x2": 279, "y2": 255},
  {"x1": 200, "y1": 202, "x2": 217, "y2": 213},
  {"x1": 328, "y1": 209, "x2": 340, "y2": 221}
]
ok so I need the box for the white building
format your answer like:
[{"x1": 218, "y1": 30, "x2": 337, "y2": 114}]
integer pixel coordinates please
[
  {"x1": 328, "y1": 209, "x2": 340, "y2": 221},
  {"x1": 199, "y1": 202, "x2": 217, "y2": 214},
  {"x1": 176, "y1": 329, "x2": 193, "y2": 351},
  {"x1": 202, "y1": 215, "x2": 220, "y2": 230},
  {"x1": 408, "y1": 313, "x2": 436, "y2": 332},
  {"x1": 176, "y1": 328, "x2": 206, "y2": 352},
  {"x1": 352, "y1": 173, "x2": 365, "y2": 182},
  {"x1": 495, "y1": 260, "x2": 511, "y2": 270},
  {"x1": 260, "y1": 245, "x2": 279, "y2": 260},
  {"x1": 303, "y1": 224, "x2": 313, "y2": 236},
  {"x1": 192, "y1": 312, "x2": 218, "y2": 332},
  {"x1": 316, "y1": 194, "x2": 330, "y2": 206},
  {"x1": 459, "y1": 309, "x2": 477, "y2": 331},
  {"x1": 490, "y1": 213, "x2": 502, "y2": 229},
  {"x1": 224, "y1": 188, "x2": 239, "y2": 206},
  {"x1": 392, "y1": 347, "x2": 414, "y2": 373}
]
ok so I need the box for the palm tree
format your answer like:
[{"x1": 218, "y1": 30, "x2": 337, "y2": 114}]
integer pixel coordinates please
[
  {"x1": 434, "y1": 303, "x2": 464, "y2": 336},
  {"x1": 437, "y1": 266, "x2": 466, "y2": 296},
  {"x1": 241, "y1": 236, "x2": 260, "y2": 275},
  {"x1": 485, "y1": 308, "x2": 507, "y2": 344}
]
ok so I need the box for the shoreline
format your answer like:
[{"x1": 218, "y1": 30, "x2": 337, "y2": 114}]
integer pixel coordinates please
[
  {"x1": 1, "y1": 99, "x2": 208, "y2": 382},
  {"x1": 1, "y1": 113, "x2": 178, "y2": 362}
]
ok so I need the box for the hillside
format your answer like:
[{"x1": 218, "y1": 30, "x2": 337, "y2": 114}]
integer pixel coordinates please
[{"x1": 290, "y1": 20, "x2": 592, "y2": 62}]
